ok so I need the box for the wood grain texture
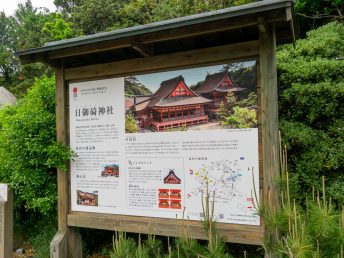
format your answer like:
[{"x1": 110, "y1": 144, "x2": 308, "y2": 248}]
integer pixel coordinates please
[
  {"x1": 259, "y1": 25, "x2": 280, "y2": 212},
  {"x1": 50, "y1": 230, "x2": 67, "y2": 258},
  {"x1": 48, "y1": 17, "x2": 259, "y2": 61},
  {"x1": 55, "y1": 68, "x2": 83, "y2": 258},
  {"x1": 56, "y1": 67, "x2": 68, "y2": 232},
  {"x1": 0, "y1": 188, "x2": 13, "y2": 258},
  {"x1": 59, "y1": 38, "x2": 274, "y2": 248},
  {"x1": 64, "y1": 41, "x2": 259, "y2": 81},
  {"x1": 68, "y1": 212, "x2": 264, "y2": 245}
]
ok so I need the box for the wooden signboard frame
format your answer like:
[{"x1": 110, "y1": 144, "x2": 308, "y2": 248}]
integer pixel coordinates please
[
  {"x1": 0, "y1": 184, "x2": 13, "y2": 258},
  {"x1": 17, "y1": 1, "x2": 295, "y2": 257}
]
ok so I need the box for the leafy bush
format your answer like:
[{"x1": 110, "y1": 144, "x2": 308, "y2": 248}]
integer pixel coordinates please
[
  {"x1": 0, "y1": 76, "x2": 72, "y2": 216},
  {"x1": 125, "y1": 113, "x2": 139, "y2": 133},
  {"x1": 222, "y1": 106, "x2": 257, "y2": 128},
  {"x1": 259, "y1": 145, "x2": 344, "y2": 258},
  {"x1": 278, "y1": 22, "x2": 344, "y2": 206}
]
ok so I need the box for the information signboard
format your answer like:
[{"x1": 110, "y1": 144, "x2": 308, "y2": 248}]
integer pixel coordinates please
[{"x1": 69, "y1": 62, "x2": 260, "y2": 225}]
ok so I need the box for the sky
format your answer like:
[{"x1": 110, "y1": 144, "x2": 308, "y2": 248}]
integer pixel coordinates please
[
  {"x1": 0, "y1": 0, "x2": 56, "y2": 16},
  {"x1": 135, "y1": 61, "x2": 255, "y2": 93}
]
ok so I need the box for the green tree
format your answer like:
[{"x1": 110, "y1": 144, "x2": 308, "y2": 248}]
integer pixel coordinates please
[
  {"x1": 278, "y1": 22, "x2": 344, "y2": 206},
  {"x1": 125, "y1": 76, "x2": 152, "y2": 97},
  {"x1": 125, "y1": 113, "x2": 138, "y2": 133},
  {"x1": 0, "y1": 76, "x2": 73, "y2": 215},
  {"x1": 42, "y1": 13, "x2": 80, "y2": 41},
  {"x1": 71, "y1": 0, "x2": 128, "y2": 34},
  {"x1": 218, "y1": 101, "x2": 228, "y2": 120},
  {"x1": 222, "y1": 106, "x2": 257, "y2": 128},
  {"x1": 1, "y1": 0, "x2": 82, "y2": 97},
  {"x1": 226, "y1": 91, "x2": 237, "y2": 113},
  {"x1": 294, "y1": 0, "x2": 344, "y2": 36},
  {"x1": 54, "y1": 0, "x2": 81, "y2": 15},
  {"x1": 119, "y1": 0, "x2": 255, "y2": 28},
  {"x1": 0, "y1": 12, "x2": 18, "y2": 87}
]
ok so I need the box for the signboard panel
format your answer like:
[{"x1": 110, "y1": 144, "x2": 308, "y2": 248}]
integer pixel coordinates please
[{"x1": 69, "y1": 62, "x2": 260, "y2": 225}]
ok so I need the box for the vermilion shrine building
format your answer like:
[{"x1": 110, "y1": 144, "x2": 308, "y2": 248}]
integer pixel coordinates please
[
  {"x1": 132, "y1": 75, "x2": 211, "y2": 131},
  {"x1": 195, "y1": 70, "x2": 245, "y2": 115},
  {"x1": 131, "y1": 71, "x2": 245, "y2": 132}
]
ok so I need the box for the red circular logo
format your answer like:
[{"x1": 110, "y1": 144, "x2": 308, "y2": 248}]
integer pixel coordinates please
[{"x1": 73, "y1": 87, "x2": 78, "y2": 93}]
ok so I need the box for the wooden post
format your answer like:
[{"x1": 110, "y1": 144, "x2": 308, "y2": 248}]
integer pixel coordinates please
[
  {"x1": 259, "y1": 22, "x2": 280, "y2": 256},
  {"x1": 50, "y1": 67, "x2": 82, "y2": 258},
  {"x1": 0, "y1": 184, "x2": 13, "y2": 258}
]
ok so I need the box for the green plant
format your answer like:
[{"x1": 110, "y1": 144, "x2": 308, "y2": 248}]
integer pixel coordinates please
[
  {"x1": 258, "y1": 138, "x2": 344, "y2": 257},
  {"x1": 200, "y1": 181, "x2": 231, "y2": 258},
  {"x1": 222, "y1": 106, "x2": 257, "y2": 128},
  {"x1": 111, "y1": 231, "x2": 136, "y2": 258},
  {"x1": 144, "y1": 232, "x2": 162, "y2": 257},
  {"x1": 125, "y1": 113, "x2": 139, "y2": 133},
  {"x1": 278, "y1": 22, "x2": 344, "y2": 207},
  {"x1": 0, "y1": 76, "x2": 73, "y2": 216}
]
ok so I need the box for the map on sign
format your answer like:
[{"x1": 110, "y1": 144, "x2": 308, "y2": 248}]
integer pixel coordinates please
[{"x1": 187, "y1": 159, "x2": 256, "y2": 215}]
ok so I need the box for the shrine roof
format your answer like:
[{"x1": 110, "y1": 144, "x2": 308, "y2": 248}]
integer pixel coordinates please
[
  {"x1": 155, "y1": 96, "x2": 212, "y2": 107},
  {"x1": 195, "y1": 70, "x2": 241, "y2": 94},
  {"x1": 133, "y1": 75, "x2": 211, "y2": 111}
]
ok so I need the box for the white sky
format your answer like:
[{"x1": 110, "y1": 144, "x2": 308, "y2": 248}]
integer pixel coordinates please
[
  {"x1": 0, "y1": 0, "x2": 56, "y2": 16},
  {"x1": 136, "y1": 61, "x2": 255, "y2": 93}
]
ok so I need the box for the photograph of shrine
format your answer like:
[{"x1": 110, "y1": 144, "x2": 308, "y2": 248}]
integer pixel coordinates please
[
  {"x1": 101, "y1": 164, "x2": 119, "y2": 177},
  {"x1": 194, "y1": 70, "x2": 245, "y2": 117},
  {"x1": 77, "y1": 190, "x2": 98, "y2": 206},
  {"x1": 125, "y1": 62, "x2": 257, "y2": 133}
]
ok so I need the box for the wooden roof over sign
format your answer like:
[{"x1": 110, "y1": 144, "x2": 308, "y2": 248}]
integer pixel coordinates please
[{"x1": 16, "y1": 0, "x2": 295, "y2": 69}]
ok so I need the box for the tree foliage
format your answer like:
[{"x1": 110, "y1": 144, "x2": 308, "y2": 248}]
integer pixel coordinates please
[
  {"x1": 0, "y1": 77, "x2": 73, "y2": 215},
  {"x1": 118, "y1": 0, "x2": 255, "y2": 28},
  {"x1": 125, "y1": 76, "x2": 152, "y2": 97},
  {"x1": 222, "y1": 106, "x2": 257, "y2": 128},
  {"x1": 71, "y1": 0, "x2": 128, "y2": 34},
  {"x1": 278, "y1": 22, "x2": 344, "y2": 206},
  {"x1": 295, "y1": 0, "x2": 344, "y2": 35}
]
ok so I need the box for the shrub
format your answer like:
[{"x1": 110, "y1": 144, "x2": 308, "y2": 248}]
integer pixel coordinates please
[{"x1": 0, "y1": 76, "x2": 72, "y2": 216}]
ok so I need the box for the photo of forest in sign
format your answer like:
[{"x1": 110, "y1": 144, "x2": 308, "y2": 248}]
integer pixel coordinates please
[{"x1": 125, "y1": 61, "x2": 257, "y2": 133}]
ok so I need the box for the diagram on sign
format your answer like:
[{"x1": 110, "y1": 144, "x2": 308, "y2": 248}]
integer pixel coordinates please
[{"x1": 187, "y1": 159, "x2": 255, "y2": 214}]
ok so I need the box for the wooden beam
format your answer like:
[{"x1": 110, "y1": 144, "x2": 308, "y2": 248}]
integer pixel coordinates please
[
  {"x1": 131, "y1": 41, "x2": 154, "y2": 57},
  {"x1": 68, "y1": 212, "x2": 264, "y2": 245},
  {"x1": 285, "y1": 7, "x2": 296, "y2": 46},
  {"x1": 48, "y1": 39, "x2": 132, "y2": 60},
  {"x1": 48, "y1": 16, "x2": 259, "y2": 61},
  {"x1": 257, "y1": 17, "x2": 269, "y2": 34},
  {"x1": 64, "y1": 40, "x2": 259, "y2": 81}
]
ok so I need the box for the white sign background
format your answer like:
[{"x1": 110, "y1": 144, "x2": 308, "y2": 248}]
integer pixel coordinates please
[{"x1": 69, "y1": 78, "x2": 260, "y2": 225}]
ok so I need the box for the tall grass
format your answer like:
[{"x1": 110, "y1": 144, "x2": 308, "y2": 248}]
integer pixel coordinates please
[{"x1": 257, "y1": 134, "x2": 344, "y2": 257}]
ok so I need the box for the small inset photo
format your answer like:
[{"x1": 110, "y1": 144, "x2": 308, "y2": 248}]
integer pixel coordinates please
[
  {"x1": 170, "y1": 189, "x2": 181, "y2": 199},
  {"x1": 170, "y1": 200, "x2": 182, "y2": 209},
  {"x1": 163, "y1": 169, "x2": 181, "y2": 184},
  {"x1": 159, "y1": 199, "x2": 170, "y2": 209},
  {"x1": 101, "y1": 164, "x2": 119, "y2": 177},
  {"x1": 158, "y1": 189, "x2": 169, "y2": 199},
  {"x1": 77, "y1": 190, "x2": 98, "y2": 206}
]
